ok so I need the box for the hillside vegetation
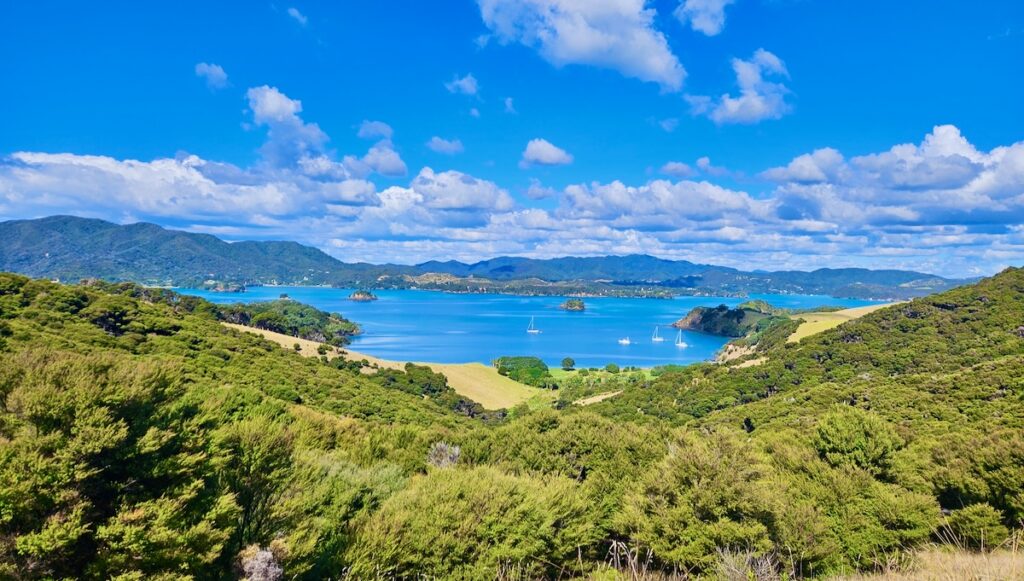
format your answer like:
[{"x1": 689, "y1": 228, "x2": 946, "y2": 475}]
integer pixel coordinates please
[
  {"x1": 0, "y1": 270, "x2": 1021, "y2": 579},
  {"x1": 0, "y1": 215, "x2": 966, "y2": 299}
]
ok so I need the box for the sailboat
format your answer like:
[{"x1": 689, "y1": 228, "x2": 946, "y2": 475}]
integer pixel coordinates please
[
  {"x1": 651, "y1": 326, "x2": 665, "y2": 342},
  {"x1": 526, "y1": 316, "x2": 542, "y2": 334},
  {"x1": 674, "y1": 329, "x2": 688, "y2": 348},
  {"x1": 618, "y1": 336, "x2": 631, "y2": 345}
]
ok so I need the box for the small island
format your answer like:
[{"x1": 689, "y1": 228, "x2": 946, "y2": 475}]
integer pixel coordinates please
[
  {"x1": 349, "y1": 290, "x2": 378, "y2": 302},
  {"x1": 200, "y1": 280, "x2": 245, "y2": 293},
  {"x1": 559, "y1": 298, "x2": 586, "y2": 311}
]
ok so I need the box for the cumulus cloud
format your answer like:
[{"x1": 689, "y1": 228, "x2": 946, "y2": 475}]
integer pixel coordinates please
[
  {"x1": 675, "y1": 0, "x2": 735, "y2": 36},
  {"x1": 4, "y1": 120, "x2": 1023, "y2": 276},
  {"x1": 345, "y1": 143, "x2": 408, "y2": 178},
  {"x1": 763, "y1": 125, "x2": 1024, "y2": 228},
  {"x1": 660, "y1": 161, "x2": 696, "y2": 178},
  {"x1": 477, "y1": 0, "x2": 685, "y2": 90},
  {"x1": 445, "y1": 73, "x2": 479, "y2": 95},
  {"x1": 0, "y1": 152, "x2": 378, "y2": 223},
  {"x1": 560, "y1": 178, "x2": 763, "y2": 228},
  {"x1": 347, "y1": 120, "x2": 407, "y2": 177},
  {"x1": 696, "y1": 156, "x2": 729, "y2": 177},
  {"x1": 688, "y1": 49, "x2": 791, "y2": 124},
  {"x1": 520, "y1": 138, "x2": 573, "y2": 167},
  {"x1": 504, "y1": 97, "x2": 517, "y2": 113},
  {"x1": 246, "y1": 85, "x2": 329, "y2": 168},
  {"x1": 410, "y1": 167, "x2": 514, "y2": 211},
  {"x1": 525, "y1": 178, "x2": 558, "y2": 199},
  {"x1": 194, "y1": 62, "x2": 228, "y2": 90},
  {"x1": 426, "y1": 137, "x2": 465, "y2": 155},
  {"x1": 287, "y1": 7, "x2": 308, "y2": 25},
  {"x1": 760, "y1": 148, "x2": 845, "y2": 183},
  {"x1": 357, "y1": 120, "x2": 394, "y2": 140}
]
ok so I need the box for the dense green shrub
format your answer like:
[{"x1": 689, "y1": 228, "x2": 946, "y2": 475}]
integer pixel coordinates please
[
  {"x1": 219, "y1": 299, "x2": 359, "y2": 346},
  {"x1": 0, "y1": 350, "x2": 239, "y2": 579},
  {"x1": 346, "y1": 467, "x2": 598, "y2": 578},
  {"x1": 813, "y1": 405, "x2": 904, "y2": 477},
  {"x1": 619, "y1": 429, "x2": 773, "y2": 571},
  {"x1": 494, "y1": 356, "x2": 555, "y2": 388},
  {"x1": 945, "y1": 504, "x2": 1010, "y2": 549}
]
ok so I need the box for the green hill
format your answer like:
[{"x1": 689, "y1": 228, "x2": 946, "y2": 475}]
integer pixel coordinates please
[
  {"x1": 0, "y1": 270, "x2": 1021, "y2": 578},
  {"x1": 672, "y1": 303, "x2": 778, "y2": 337},
  {"x1": 0, "y1": 215, "x2": 967, "y2": 299},
  {"x1": 0, "y1": 215, "x2": 407, "y2": 287}
]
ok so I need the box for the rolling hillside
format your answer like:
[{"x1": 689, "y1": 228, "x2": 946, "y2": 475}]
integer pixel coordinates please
[{"x1": 0, "y1": 215, "x2": 966, "y2": 299}]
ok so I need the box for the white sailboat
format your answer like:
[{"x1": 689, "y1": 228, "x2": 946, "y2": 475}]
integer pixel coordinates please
[
  {"x1": 526, "y1": 316, "x2": 542, "y2": 334},
  {"x1": 618, "y1": 336, "x2": 631, "y2": 345},
  {"x1": 674, "y1": 329, "x2": 688, "y2": 348},
  {"x1": 651, "y1": 326, "x2": 665, "y2": 342}
]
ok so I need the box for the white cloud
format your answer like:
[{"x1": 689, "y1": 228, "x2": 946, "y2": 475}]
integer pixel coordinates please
[
  {"x1": 194, "y1": 62, "x2": 228, "y2": 90},
  {"x1": 763, "y1": 125, "x2": 1024, "y2": 227},
  {"x1": 525, "y1": 178, "x2": 558, "y2": 199},
  {"x1": 560, "y1": 178, "x2": 763, "y2": 227},
  {"x1": 760, "y1": 148, "x2": 845, "y2": 183},
  {"x1": 675, "y1": 0, "x2": 735, "y2": 36},
  {"x1": 696, "y1": 156, "x2": 729, "y2": 176},
  {"x1": 688, "y1": 48, "x2": 791, "y2": 124},
  {"x1": 246, "y1": 85, "x2": 328, "y2": 168},
  {"x1": 0, "y1": 152, "x2": 379, "y2": 223},
  {"x1": 348, "y1": 143, "x2": 408, "y2": 177},
  {"x1": 470, "y1": 108, "x2": 481, "y2": 118},
  {"x1": 426, "y1": 137, "x2": 465, "y2": 155},
  {"x1": 504, "y1": 97, "x2": 517, "y2": 113},
  {"x1": 445, "y1": 73, "x2": 479, "y2": 96},
  {"x1": 410, "y1": 167, "x2": 514, "y2": 211},
  {"x1": 5, "y1": 120, "x2": 1024, "y2": 276},
  {"x1": 357, "y1": 120, "x2": 394, "y2": 140},
  {"x1": 287, "y1": 7, "x2": 308, "y2": 25},
  {"x1": 477, "y1": 0, "x2": 685, "y2": 90},
  {"x1": 520, "y1": 138, "x2": 573, "y2": 167},
  {"x1": 659, "y1": 118, "x2": 679, "y2": 132},
  {"x1": 244, "y1": 86, "x2": 406, "y2": 178},
  {"x1": 660, "y1": 161, "x2": 695, "y2": 177}
]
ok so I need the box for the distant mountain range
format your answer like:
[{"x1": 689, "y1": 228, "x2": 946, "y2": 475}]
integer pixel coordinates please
[{"x1": 0, "y1": 216, "x2": 969, "y2": 299}]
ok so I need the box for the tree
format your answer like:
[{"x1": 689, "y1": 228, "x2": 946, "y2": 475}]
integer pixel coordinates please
[
  {"x1": 561, "y1": 357, "x2": 575, "y2": 371},
  {"x1": 620, "y1": 429, "x2": 773, "y2": 571},
  {"x1": 605, "y1": 363, "x2": 620, "y2": 374},
  {"x1": 813, "y1": 405, "x2": 903, "y2": 477},
  {"x1": 214, "y1": 417, "x2": 295, "y2": 550}
]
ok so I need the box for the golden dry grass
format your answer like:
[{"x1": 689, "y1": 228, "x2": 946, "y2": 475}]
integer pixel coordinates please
[
  {"x1": 829, "y1": 548, "x2": 1023, "y2": 581},
  {"x1": 222, "y1": 323, "x2": 544, "y2": 410},
  {"x1": 425, "y1": 362, "x2": 550, "y2": 410},
  {"x1": 575, "y1": 390, "x2": 623, "y2": 406},
  {"x1": 788, "y1": 303, "x2": 894, "y2": 343}
]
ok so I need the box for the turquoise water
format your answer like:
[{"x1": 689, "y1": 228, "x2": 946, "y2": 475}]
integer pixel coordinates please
[{"x1": 178, "y1": 287, "x2": 879, "y2": 368}]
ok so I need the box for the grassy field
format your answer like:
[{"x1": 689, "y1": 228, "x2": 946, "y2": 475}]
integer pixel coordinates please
[
  {"x1": 223, "y1": 323, "x2": 546, "y2": 410},
  {"x1": 828, "y1": 547, "x2": 1022, "y2": 580},
  {"x1": 788, "y1": 303, "x2": 893, "y2": 343},
  {"x1": 551, "y1": 367, "x2": 655, "y2": 380},
  {"x1": 575, "y1": 391, "x2": 623, "y2": 406},
  {"x1": 426, "y1": 362, "x2": 552, "y2": 410}
]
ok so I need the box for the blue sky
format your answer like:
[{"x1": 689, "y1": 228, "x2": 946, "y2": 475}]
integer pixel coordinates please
[{"x1": 1, "y1": 1, "x2": 1023, "y2": 276}]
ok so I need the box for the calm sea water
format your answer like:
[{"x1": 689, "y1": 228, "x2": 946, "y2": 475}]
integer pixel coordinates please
[{"x1": 177, "y1": 287, "x2": 879, "y2": 368}]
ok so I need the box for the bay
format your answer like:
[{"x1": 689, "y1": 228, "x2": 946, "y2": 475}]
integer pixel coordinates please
[{"x1": 177, "y1": 287, "x2": 879, "y2": 368}]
